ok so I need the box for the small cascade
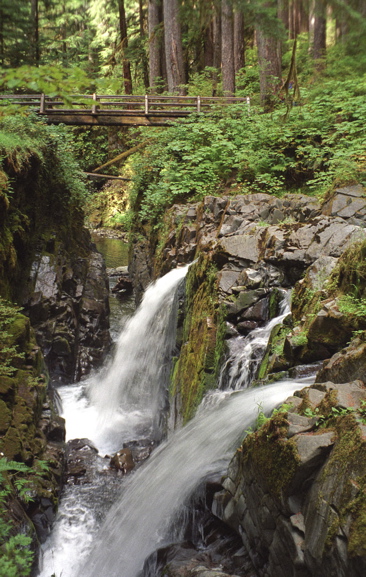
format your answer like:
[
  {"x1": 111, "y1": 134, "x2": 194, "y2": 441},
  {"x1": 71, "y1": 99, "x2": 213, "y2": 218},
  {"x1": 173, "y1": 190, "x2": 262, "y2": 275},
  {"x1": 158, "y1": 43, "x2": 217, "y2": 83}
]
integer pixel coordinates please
[
  {"x1": 79, "y1": 380, "x2": 303, "y2": 577},
  {"x1": 219, "y1": 290, "x2": 291, "y2": 390}
]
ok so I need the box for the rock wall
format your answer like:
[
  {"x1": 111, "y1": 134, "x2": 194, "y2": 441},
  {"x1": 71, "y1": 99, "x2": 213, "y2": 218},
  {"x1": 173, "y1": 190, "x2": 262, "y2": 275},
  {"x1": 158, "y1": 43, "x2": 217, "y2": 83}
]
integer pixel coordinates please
[
  {"x1": 132, "y1": 184, "x2": 366, "y2": 576},
  {"x1": 213, "y1": 379, "x2": 366, "y2": 577},
  {"x1": 0, "y1": 146, "x2": 111, "y2": 561},
  {"x1": 1, "y1": 153, "x2": 111, "y2": 384},
  {"x1": 144, "y1": 185, "x2": 366, "y2": 426}
]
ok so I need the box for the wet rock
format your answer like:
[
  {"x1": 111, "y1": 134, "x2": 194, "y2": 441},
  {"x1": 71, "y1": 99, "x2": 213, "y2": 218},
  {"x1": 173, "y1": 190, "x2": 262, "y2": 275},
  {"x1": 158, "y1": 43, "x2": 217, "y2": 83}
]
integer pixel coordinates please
[
  {"x1": 225, "y1": 290, "x2": 268, "y2": 320},
  {"x1": 25, "y1": 245, "x2": 111, "y2": 383},
  {"x1": 123, "y1": 439, "x2": 156, "y2": 463},
  {"x1": 111, "y1": 274, "x2": 133, "y2": 295},
  {"x1": 65, "y1": 438, "x2": 98, "y2": 484},
  {"x1": 110, "y1": 448, "x2": 135, "y2": 474}
]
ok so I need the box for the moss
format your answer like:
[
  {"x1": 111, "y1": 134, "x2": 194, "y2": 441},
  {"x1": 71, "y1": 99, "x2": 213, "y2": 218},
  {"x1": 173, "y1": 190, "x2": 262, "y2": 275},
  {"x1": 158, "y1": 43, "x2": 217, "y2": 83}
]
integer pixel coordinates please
[
  {"x1": 170, "y1": 254, "x2": 225, "y2": 423},
  {"x1": 241, "y1": 412, "x2": 300, "y2": 499},
  {"x1": 0, "y1": 399, "x2": 12, "y2": 433},
  {"x1": 308, "y1": 414, "x2": 366, "y2": 557}
]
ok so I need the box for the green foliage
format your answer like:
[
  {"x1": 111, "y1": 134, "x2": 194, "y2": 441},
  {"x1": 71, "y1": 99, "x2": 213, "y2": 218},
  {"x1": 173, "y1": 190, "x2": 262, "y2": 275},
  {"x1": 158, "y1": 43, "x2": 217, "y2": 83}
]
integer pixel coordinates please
[
  {"x1": 291, "y1": 330, "x2": 308, "y2": 347},
  {"x1": 247, "y1": 401, "x2": 293, "y2": 435},
  {"x1": 0, "y1": 115, "x2": 88, "y2": 203},
  {"x1": 0, "y1": 65, "x2": 90, "y2": 98},
  {"x1": 109, "y1": 210, "x2": 134, "y2": 231},
  {"x1": 0, "y1": 457, "x2": 49, "y2": 576},
  {"x1": 338, "y1": 294, "x2": 366, "y2": 318},
  {"x1": 0, "y1": 299, "x2": 25, "y2": 377},
  {"x1": 131, "y1": 75, "x2": 366, "y2": 227}
]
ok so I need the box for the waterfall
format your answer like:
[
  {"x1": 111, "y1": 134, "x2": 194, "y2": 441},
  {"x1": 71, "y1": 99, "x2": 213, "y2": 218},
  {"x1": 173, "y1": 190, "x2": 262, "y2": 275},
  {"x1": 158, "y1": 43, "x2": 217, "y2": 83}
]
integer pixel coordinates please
[
  {"x1": 79, "y1": 380, "x2": 302, "y2": 577},
  {"x1": 219, "y1": 290, "x2": 291, "y2": 390},
  {"x1": 79, "y1": 264, "x2": 190, "y2": 454},
  {"x1": 39, "y1": 269, "x2": 304, "y2": 577}
]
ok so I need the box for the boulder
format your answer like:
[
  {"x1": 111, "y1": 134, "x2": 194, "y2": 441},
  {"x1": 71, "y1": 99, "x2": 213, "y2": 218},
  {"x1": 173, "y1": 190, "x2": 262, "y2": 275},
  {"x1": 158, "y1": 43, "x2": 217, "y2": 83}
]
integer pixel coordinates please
[
  {"x1": 321, "y1": 184, "x2": 366, "y2": 225},
  {"x1": 316, "y1": 340, "x2": 366, "y2": 384}
]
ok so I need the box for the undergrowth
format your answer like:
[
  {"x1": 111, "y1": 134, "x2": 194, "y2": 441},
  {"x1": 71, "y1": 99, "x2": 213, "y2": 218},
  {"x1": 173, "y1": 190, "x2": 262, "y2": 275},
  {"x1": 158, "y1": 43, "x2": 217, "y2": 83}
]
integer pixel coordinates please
[
  {"x1": 130, "y1": 75, "x2": 366, "y2": 228},
  {"x1": 0, "y1": 115, "x2": 88, "y2": 204}
]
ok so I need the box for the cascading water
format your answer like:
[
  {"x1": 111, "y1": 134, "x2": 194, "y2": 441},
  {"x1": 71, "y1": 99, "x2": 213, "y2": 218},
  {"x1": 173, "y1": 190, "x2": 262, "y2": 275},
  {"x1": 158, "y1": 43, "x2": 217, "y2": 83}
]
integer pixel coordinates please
[
  {"x1": 39, "y1": 269, "x2": 305, "y2": 577},
  {"x1": 79, "y1": 381, "x2": 303, "y2": 577},
  {"x1": 219, "y1": 290, "x2": 291, "y2": 390},
  {"x1": 38, "y1": 264, "x2": 190, "y2": 577}
]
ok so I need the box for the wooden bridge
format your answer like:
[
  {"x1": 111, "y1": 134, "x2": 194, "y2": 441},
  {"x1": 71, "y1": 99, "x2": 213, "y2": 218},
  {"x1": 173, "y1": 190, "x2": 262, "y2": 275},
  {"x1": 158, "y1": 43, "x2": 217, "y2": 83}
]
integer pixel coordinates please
[{"x1": 0, "y1": 93, "x2": 249, "y2": 127}]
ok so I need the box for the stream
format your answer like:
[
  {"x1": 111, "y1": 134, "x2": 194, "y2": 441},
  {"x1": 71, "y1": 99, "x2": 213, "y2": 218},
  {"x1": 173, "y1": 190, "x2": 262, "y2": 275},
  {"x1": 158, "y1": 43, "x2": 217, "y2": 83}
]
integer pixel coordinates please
[{"x1": 38, "y1": 236, "x2": 310, "y2": 577}]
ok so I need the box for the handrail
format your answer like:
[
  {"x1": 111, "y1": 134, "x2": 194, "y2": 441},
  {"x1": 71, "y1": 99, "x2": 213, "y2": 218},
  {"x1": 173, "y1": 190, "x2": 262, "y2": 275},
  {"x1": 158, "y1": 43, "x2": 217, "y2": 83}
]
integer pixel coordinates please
[
  {"x1": 0, "y1": 93, "x2": 248, "y2": 115},
  {"x1": 0, "y1": 93, "x2": 250, "y2": 126}
]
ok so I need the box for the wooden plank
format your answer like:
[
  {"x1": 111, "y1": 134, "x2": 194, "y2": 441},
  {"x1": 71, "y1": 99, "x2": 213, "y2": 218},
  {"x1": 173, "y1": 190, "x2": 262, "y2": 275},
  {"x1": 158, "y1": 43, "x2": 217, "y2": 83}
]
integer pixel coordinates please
[{"x1": 41, "y1": 113, "x2": 174, "y2": 126}]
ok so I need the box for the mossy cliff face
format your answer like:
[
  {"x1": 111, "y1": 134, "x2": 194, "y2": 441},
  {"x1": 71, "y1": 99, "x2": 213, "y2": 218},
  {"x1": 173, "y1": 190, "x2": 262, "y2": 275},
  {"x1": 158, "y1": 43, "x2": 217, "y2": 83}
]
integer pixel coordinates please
[
  {"x1": 0, "y1": 128, "x2": 110, "y2": 555},
  {"x1": 213, "y1": 381, "x2": 366, "y2": 577},
  {"x1": 132, "y1": 186, "x2": 366, "y2": 427},
  {"x1": 128, "y1": 184, "x2": 366, "y2": 575},
  {"x1": 0, "y1": 302, "x2": 65, "y2": 551},
  {"x1": 170, "y1": 254, "x2": 226, "y2": 425},
  {"x1": 0, "y1": 147, "x2": 111, "y2": 383}
]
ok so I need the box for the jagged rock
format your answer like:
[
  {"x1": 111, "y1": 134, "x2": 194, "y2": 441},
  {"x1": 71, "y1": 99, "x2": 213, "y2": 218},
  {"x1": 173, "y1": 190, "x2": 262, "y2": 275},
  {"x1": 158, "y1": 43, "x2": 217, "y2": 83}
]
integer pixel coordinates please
[
  {"x1": 111, "y1": 274, "x2": 133, "y2": 295},
  {"x1": 65, "y1": 438, "x2": 98, "y2": 484},
  {"x1": 213, "y1": 381, "x2": 366, "y2": 577},
  {"x1": 123, "y1": 439, "x2": 156, "y2": 463},
  {"x1": 322, "y1": 184, "x2": 366, "y2": 225},
  {"x1": 25, "y1": 246, "x2": 111, "y2": 383},
  {"x1": 225, "y1": 290, "x2": 268, "y2": 320},
  {"x1": 316, "y1": 339, "x2": 366, "y2": 384}
]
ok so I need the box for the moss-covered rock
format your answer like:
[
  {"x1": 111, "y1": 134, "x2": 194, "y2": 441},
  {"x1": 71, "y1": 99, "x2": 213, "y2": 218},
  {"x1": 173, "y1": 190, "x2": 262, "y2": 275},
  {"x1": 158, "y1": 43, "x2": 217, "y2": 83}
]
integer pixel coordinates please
[{"x1": 170, "y1": 254, "x2": 226, "y2": 424}]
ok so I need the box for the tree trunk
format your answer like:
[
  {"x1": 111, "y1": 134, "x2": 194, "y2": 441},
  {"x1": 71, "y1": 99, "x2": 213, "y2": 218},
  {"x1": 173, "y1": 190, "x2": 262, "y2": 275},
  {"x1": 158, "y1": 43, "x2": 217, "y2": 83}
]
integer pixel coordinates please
[
  {"x1": 290, "y1": 0, "x2": 308, "y2": 38},
  {"x1": 148, "y1": 0, "x2": 161, "y2": 89},
  {"x1": 139, "y1": 0, "x2": 149, "y2": 90},
  {"x1": 30, "y1": 0, "x2": 40, "y2": 65},
  {"x1": 0, "y1": 7, "x2": 4, "y2": 66},
  {"x1": 221, "y1": 0, "x2": 235, "y2": 95},
  {"x1": 118, "y1": 0, "x2": 133, "y2": 95},
  {"x1": 278, "y1": 0, "x2": 289, "y2": 37},
  {"x1": 234, "y1": 8, "x2": 245, "y2": 73},
  {"x1": 163, "y1": 0, "x2": 185, "y2": 94},
  {"x1": 256, "y1": 1, "x2": 282, "y2": 110},
  {"x1": 312, "y1": 0, "x2": 326, "y2": 61}
]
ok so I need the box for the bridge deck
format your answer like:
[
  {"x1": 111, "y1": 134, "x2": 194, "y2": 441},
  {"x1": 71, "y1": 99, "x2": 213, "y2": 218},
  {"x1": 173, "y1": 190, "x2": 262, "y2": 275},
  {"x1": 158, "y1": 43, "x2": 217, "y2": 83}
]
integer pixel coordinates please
[{"x1": 0, "y1": 93, "x2": 248, "y2": 126}]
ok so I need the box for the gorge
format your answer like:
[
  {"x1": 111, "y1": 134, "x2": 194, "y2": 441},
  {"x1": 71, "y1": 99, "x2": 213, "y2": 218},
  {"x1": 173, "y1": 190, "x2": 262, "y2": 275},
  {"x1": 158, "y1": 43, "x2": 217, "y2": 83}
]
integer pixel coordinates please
[{"x1": 1, "y1": 125, "x2": 366, "y2": 577}]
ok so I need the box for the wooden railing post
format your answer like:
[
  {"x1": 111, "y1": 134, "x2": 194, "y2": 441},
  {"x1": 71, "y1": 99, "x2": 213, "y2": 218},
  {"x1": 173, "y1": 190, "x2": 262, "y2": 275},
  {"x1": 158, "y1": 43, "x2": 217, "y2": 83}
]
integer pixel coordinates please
[
  {"x1": 40, "y1": 93, "x2": 45, "y2": 114},
  {"x1": 145, "y1": 94, "x2": 149, "y2": 115},
  {"x1": 92, "y1": 93, "x2": 97, "y2": 114},
  {"x1": 197, "y1": 96, "x2": 201, "y2": 113}
]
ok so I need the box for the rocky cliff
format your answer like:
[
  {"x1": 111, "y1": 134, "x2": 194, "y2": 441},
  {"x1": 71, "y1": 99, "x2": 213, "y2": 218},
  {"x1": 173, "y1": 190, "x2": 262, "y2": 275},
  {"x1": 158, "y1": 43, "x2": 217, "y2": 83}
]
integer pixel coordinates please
[
  {"x1": 131, "y1": 184, "x2": 366, "y2": 576},
  {"x1": 0, "y1": 139, "x2": 111, "y2": 563}
]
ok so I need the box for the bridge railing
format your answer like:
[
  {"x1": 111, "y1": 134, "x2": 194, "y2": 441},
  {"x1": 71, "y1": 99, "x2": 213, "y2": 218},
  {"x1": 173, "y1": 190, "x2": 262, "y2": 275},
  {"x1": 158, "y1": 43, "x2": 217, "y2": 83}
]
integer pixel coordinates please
[{"x1": 0, "y1": 93, "x2": 248, "y2": 116}]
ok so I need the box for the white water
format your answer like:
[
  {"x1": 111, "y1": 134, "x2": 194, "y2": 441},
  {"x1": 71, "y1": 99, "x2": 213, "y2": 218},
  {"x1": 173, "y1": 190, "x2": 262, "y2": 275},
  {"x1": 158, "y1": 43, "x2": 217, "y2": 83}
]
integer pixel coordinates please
[
  {"x1": 79, "y1": 381, "x2": 303, "y2": 577},
  {"x1": 38, "y1": 271, "x2": 304, "y2": 577},
  {"x1": 38, "y1": 265, "x2": 190, "y2": 577},
  {"x1": 67, "y1": 264, "x2": 189, "y2": 456},
  {"x1": 220, "y1": 290, "x2": 291, "y2": 390}
]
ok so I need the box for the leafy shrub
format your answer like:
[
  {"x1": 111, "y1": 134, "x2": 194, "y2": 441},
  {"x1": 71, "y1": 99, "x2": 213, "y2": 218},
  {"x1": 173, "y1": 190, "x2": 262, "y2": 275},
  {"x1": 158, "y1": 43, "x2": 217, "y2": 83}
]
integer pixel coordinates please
[
  {"x1": 130, "y1": 76, "x2": 366, "y2": 227},
  {"x1": 0, "y1": 299, "x2": 25, "y2": 377},
  {"x1": 0, "y1": 115, "x2": 88, "y2": 203}
]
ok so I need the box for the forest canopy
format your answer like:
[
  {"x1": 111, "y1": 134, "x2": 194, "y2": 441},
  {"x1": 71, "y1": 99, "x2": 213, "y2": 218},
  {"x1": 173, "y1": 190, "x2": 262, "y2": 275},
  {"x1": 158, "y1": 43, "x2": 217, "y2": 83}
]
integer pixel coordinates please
[{"x1": 1, "y1": 0, "x2": 366, "y2": 105}]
